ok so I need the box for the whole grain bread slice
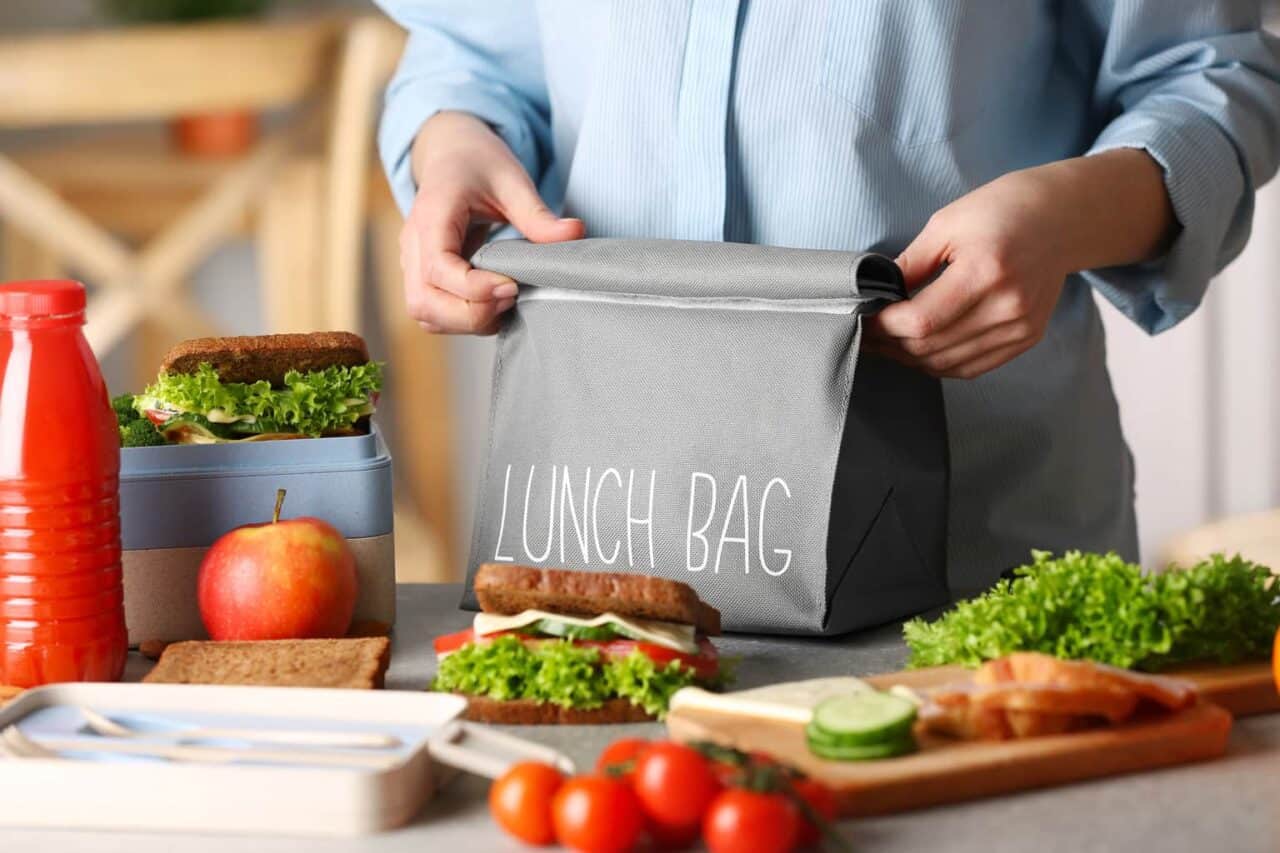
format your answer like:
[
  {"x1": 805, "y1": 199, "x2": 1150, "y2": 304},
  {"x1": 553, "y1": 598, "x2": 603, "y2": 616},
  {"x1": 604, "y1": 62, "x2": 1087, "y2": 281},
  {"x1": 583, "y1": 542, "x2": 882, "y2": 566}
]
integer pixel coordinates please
[
  {"x1": 142, "y1": 637, "x2": 390, "y2": 689},
  {"x1": 461, "y1": 695, "x2": 656, "y2": 725},
  {"x1": 474, "y1": 564, "x2": 721, "y2": 635},
  {"x1": 159, "y1": 332, "x2": 370, "y2": 386}
]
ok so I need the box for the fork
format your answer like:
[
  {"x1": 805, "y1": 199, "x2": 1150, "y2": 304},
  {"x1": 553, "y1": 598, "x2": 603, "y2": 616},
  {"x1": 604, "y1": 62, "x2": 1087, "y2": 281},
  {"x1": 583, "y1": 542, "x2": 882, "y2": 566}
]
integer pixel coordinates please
[
  {"x1": 78, "y1": 706, "x2": 401, "y2": 749},
  {"x1": 1, "y1": 725, "x2": 401, "y2": 769}
]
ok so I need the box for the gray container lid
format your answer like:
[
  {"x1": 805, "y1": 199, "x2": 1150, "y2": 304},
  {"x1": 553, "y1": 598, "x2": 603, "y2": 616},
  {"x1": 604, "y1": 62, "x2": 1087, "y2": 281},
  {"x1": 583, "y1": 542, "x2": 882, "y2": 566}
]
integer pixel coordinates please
[{"x1": 120, "y1": 426, "x2": 393, "y2": 548}]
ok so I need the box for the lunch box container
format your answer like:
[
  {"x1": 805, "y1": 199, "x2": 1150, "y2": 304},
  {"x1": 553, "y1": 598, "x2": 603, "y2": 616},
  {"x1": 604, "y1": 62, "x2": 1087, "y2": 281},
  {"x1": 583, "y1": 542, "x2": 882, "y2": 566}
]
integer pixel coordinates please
[
  {"x1": 465, "y1": 238, "x2": 950, "y2": 635},
  {"x1": 0, "y1": 682, "x2": 572, "y2": 836},
  {"x1": 119, "y1": 426, "x2": 395, "y2": 644}
]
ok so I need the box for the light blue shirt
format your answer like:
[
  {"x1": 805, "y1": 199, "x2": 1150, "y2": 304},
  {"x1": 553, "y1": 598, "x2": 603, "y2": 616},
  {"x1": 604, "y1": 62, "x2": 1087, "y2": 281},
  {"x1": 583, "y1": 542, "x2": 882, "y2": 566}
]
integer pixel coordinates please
[{"x1": 376, "y1": 1, "x2": 1280, "y2": 596}]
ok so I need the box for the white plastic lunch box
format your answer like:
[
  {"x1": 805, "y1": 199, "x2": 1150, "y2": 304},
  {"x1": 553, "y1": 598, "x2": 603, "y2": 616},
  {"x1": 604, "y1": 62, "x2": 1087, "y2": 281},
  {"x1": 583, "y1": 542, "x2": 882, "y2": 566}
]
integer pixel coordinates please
[
  {"x1": 119, "y1": 427, "x2": 395, "y2": 645},
  {"x1": 0, "y1": 682, "x2": 572, "y2": 836}
]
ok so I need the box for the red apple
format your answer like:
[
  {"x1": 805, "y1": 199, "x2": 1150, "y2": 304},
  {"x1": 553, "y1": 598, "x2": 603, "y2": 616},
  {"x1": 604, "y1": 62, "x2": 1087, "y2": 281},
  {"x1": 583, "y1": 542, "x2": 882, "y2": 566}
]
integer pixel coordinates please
[{"x1": 198, "y1": 489, "x2": 358, "y2": 641}]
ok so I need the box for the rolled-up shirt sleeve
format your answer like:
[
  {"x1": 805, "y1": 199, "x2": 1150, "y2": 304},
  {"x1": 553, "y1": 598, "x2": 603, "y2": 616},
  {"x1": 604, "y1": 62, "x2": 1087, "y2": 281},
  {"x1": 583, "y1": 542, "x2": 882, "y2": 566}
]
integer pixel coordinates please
[
  {"x1": 1075, "y1": 1, "x2": 1280, "y2": 334},
  {"x1": 375, "y1": 0, "x2": 550, "y2": 214}
]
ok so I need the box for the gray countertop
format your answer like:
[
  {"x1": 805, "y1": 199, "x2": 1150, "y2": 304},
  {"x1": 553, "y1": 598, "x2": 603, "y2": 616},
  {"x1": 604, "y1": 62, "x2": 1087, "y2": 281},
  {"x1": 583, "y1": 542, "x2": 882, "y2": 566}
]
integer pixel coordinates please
[{"x1": 6, "y1": 583, "x2": 1279, "y2": 852}]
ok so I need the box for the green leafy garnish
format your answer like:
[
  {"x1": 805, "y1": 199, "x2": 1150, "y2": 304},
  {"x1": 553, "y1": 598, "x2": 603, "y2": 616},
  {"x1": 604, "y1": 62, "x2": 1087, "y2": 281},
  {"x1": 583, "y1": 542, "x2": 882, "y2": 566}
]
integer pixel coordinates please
[
  {"x1": 431, "y1": 635, "x2": 708, "y2": 718},
  {"x1": 904, "y1": 550, "x2": 1279, "y2": 671},
  {"x1": 112, "y1": 394, "x2": 140, "y2": 424},
  {"x1": 135, "y1": 362, "x2": 382, "y2": 437},
  {"x1": 120, "y1": 418, "x2": 165, "y2": 447}
]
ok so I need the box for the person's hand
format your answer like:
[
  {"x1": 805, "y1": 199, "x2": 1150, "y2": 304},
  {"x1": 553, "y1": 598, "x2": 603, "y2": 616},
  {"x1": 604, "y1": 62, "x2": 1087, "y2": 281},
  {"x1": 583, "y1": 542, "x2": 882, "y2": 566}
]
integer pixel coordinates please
[
  {"x1": 866, "y1": 150, "x2": 1173, "y2": 379},
  {"x1": 400, "y1": 111, "x2": 584, "y2": 334}
]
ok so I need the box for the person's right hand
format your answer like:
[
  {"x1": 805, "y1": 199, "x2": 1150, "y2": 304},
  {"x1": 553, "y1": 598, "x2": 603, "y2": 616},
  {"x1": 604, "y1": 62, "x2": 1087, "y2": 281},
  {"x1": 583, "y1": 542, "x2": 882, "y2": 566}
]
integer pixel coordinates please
[{"x1": 401, "y1": 111, "x2": 585, "y2": 334}]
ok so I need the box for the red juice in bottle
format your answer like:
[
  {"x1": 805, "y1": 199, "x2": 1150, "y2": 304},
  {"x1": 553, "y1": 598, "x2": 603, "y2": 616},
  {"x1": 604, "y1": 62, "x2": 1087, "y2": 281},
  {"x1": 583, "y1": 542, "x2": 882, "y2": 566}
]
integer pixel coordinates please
[{"x1": 0, "y1": 280, "x2": 127, "y2": 685}]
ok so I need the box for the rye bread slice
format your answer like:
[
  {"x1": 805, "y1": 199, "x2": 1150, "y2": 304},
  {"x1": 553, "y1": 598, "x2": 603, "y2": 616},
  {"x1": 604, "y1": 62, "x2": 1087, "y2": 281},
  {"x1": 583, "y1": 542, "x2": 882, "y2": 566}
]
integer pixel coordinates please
[
  {"x1": 461, "y1": 695, "x2": 656, "y2": 725},
  {"x1": 474, "y1": 564, "x2": 721, "y2": 636},
  {"x1": 142, "y1": 637, "x2": 390, "y2": 689},
  {"x1": 159, "y1": 331, "x2": 370, "y2": 386}
]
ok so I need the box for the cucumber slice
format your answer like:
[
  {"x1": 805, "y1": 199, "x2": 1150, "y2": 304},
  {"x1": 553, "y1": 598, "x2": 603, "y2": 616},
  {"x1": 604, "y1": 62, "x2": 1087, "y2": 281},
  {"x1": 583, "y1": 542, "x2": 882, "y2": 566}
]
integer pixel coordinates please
[
  {"x1": 807, "y1": 732, "x2": 916, "y2": 762},
  {"x1": 810, "y1": 692, "x2": 917, "y2": 747}
]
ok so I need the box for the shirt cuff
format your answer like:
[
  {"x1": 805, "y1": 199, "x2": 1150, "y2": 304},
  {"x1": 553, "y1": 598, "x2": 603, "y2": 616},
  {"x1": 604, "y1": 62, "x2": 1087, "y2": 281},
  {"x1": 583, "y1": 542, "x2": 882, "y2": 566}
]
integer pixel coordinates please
[
  {"x1": 378, "y1": 73, "x2": 543, "y2": 215},
  {"x1": 1082, "y1": 100, "x2": 1247, "y2": 334}
]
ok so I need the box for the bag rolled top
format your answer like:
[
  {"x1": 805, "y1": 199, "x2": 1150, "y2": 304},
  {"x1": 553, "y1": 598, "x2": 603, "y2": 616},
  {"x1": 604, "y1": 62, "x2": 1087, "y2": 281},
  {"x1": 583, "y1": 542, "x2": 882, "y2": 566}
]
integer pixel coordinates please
[{"x1": 465, "y1": 238, "x2": 949, "y2": 635}]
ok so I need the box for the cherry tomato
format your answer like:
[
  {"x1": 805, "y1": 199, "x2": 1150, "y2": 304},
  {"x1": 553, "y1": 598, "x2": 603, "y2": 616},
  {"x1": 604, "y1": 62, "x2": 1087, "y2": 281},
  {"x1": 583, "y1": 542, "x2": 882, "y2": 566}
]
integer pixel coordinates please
[
  {"x1": 595, "y1": 737, "x2": 649, "y2": 779},
  {"x1": 791, "y1": 779, "x2": 838, "y2": 847},
  {"x1": 633, "y1": 742, "x2": 723, "y2": 836},
  {"x1": 552, "y1": 775, "x2": 645, "y2": 853},
  {"x1": 650, "y1": 820, "x2": 704, "y2": 849},
  {"x1": 488, "y1": 761, "x2": 565, "y2": 846},
  {"x1": 703, "y1": 789, "x2": 799, "y2": 853}
]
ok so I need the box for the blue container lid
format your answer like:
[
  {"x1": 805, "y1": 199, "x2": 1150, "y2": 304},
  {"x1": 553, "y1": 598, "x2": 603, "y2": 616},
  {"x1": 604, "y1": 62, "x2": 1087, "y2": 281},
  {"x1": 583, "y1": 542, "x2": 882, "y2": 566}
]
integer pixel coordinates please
[{"x1": 122, "y1": 428, "x2": 387, "y2": 479}]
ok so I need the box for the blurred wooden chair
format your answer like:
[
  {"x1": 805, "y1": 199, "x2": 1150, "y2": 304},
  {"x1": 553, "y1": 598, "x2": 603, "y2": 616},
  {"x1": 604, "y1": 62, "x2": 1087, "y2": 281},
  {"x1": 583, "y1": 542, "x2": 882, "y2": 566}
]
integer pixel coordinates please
[
  {"x1": 0, "y1": 15, "x2": 460, "y2": 581},
  {"x1": 1161, "y1": 509, "x2": 1280, "y2": 572},
  {"x1": 0, "y1": 16, "x2": 342, "y2": 363}
]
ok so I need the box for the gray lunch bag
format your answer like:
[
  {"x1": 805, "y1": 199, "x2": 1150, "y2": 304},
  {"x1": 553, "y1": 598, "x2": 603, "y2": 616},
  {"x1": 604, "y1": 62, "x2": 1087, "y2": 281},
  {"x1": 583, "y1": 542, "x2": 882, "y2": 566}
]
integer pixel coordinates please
[{"x1": 463, "y1": 238, "x2": 949, "y2": 635}]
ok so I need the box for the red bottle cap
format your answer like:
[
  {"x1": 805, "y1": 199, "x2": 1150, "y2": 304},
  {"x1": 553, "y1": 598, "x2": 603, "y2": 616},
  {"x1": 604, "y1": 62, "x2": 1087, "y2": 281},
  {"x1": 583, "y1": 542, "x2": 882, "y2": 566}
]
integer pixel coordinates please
[{"x1": 0, "y1": 280, "x2": 86, "y2": 318}]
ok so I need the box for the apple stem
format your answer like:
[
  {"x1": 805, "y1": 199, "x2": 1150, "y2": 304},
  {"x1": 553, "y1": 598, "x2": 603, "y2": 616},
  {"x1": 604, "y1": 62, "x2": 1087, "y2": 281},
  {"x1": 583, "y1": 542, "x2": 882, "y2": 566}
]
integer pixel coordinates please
[{"x1": 273, "y1": 488, "x2": 286, "y2": 524}]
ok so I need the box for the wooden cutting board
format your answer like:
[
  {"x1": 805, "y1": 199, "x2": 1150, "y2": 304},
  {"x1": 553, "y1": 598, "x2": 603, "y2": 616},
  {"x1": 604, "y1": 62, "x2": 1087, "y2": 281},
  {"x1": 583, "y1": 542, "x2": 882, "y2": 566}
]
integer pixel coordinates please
[
  {"x1": 666, "y1": 661, "x2": 1272, "y2": 817},
  {"x1": 667, "y1": 700, "x2": 1232, "y2": 817}
]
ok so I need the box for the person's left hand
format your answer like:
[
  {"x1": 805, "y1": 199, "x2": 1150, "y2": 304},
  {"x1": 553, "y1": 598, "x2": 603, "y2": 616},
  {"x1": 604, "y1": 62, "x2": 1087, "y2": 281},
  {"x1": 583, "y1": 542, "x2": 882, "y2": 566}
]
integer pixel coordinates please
[{"x1": 864, "y1": 167, "x2": 1073, "y2": 379}]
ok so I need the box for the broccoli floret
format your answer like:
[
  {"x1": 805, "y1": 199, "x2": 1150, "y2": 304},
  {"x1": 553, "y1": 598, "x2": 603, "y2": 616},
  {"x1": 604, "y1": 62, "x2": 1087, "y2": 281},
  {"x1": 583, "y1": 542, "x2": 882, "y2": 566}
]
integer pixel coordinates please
[
  {"x1": 112, "y1": 394, "x2": 140, "y2": 425},
  {"x1": 120, "y1": 418, "x2": 166, "y2": 448}
]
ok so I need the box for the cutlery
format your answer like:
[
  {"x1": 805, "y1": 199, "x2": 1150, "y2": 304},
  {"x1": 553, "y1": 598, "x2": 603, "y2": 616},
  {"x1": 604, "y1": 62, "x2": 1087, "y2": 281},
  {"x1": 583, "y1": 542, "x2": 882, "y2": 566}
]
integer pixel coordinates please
[
  {"x1": 77, "y1": 706, "x2": 401, "y2": 749},
  {"x1": 1, "y1": 725, "x2": 400, "y2": 769}
]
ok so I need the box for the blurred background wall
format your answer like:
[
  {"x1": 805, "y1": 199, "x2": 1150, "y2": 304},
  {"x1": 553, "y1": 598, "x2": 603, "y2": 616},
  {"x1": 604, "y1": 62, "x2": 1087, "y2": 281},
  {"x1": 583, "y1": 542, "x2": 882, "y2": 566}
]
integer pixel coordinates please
[{"x1": 2, "y1": 1, "x2": 1278, "y2": 580}]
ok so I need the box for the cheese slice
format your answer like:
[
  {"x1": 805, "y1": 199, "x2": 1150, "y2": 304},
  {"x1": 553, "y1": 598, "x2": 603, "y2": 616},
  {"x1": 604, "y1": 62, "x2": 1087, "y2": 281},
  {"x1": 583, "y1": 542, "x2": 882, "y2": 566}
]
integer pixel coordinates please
[
  {"x1": 473, "y1": 609, "x2": 699, "y2": 655},
  {"x1": 668, "y1": 676, "x2": 874, "y2": 725}
]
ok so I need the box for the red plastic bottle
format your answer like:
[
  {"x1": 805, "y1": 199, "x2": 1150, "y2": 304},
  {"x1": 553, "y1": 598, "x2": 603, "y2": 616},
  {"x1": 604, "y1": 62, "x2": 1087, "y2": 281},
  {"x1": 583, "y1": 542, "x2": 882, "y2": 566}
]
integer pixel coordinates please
[{"x1": 0, "y1": 280, "x2": 127, "y2": 686}]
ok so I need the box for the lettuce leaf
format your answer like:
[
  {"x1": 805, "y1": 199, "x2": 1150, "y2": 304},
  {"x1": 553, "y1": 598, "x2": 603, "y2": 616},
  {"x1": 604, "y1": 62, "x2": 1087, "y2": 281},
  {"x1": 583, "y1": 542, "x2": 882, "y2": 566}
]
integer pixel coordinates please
[
  {"x1": 607, "y1": 652, "x2": 700, "y2": 718},
  {"x1": 530, "y1": 641, "x2": 613, "y2": 709},
  {"x1": 432, "y1": 635, "x2": 540, "y2": 701},
  {"x1": 903, "y1": 550, "x2": 1279, "y2": 671},
  {"x1": 136, "y1": 362, "x2": 382, "y2": 437},
  {"x1": 431, "y1": 636, "x2": 705, "y2": 718}
]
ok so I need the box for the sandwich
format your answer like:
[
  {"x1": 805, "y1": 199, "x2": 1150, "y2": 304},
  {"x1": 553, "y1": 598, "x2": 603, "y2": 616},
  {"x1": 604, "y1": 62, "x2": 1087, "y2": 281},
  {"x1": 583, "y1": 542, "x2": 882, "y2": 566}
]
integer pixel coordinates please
[
  {"x1": 116, "y1": 332, "x2": 382, "y2": 445},
  {"x1": 433, "y1": 564, "x2": 726, "y2": 723}
]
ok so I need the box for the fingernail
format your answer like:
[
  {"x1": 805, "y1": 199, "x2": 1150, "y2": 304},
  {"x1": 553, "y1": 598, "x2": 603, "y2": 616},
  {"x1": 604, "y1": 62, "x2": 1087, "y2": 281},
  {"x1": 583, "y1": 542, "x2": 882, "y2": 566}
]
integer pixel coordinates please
[
  {"x1": 492, "y1": 283, "x2": 519, "y2": 299},
  {"x1": 495, "y1": 298, "x2": 516, "y2": 312}
]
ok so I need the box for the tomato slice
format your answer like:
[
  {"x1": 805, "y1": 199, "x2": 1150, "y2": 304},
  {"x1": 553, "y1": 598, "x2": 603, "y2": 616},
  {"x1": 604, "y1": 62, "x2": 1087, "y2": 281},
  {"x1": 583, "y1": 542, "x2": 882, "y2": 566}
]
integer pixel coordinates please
[
  {"x1": 595, "y1": 636, "x2": 720, "y2": 681},
  {"x1": 144, "y1": 409, "x2": 175, "y2": 426},
  {"x1": 434, "y1": 627, "x2": 478, "y2": 655},
  {"x1": 435, "y1": 627, "x2": 720, "y2": 680}
]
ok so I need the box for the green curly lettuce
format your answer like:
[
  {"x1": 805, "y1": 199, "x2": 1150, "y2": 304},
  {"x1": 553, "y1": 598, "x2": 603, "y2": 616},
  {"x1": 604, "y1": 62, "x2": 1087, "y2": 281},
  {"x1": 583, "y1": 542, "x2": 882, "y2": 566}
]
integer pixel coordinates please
[
  {"x1": 904, "y1": 550, "x2": 1279, "y2": 671},
  {"x1": 135, "y1": 362, "x2": 382, "y2": 437},
  {"x1": 432, "y1": 635, "x2": 541, "y2": 702},
  {"x1": 431, "y1": 635, "x2": 712, "y2": 718},
  {"x1": 607, "y1": 652, "x2": 701, "y2": 718},
  {"x1": 530, "y1": 641, "x2": 614, "y2": 709}
]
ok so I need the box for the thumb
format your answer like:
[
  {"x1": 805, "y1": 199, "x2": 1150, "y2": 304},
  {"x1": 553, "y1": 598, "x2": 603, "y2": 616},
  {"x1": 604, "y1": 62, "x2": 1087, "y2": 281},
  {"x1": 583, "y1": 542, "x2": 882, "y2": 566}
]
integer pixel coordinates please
[
  {"x1": 896, "y1": 218, "x2": 950, "y2": 292},
  {"x1": 494, "y1": 174, "x2": 585, "y2": 244}
]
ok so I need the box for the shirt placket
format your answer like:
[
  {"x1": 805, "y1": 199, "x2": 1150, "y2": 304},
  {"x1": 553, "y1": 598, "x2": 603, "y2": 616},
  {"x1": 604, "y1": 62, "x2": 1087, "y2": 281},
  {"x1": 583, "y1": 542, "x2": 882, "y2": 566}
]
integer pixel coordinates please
[{"x1": 674, "y1": 0, "x2": 741, "y2": 241}]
